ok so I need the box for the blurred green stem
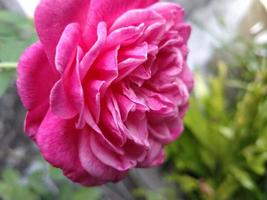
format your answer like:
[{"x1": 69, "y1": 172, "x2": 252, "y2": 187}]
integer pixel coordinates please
[{"x1": 0, "y1": 62, "x2": 17, "y2": 70}]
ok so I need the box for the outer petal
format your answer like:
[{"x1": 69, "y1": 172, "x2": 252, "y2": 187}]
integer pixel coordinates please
[
  {"x1": 17, "y1": 42, "x2": 58, "y2": 137},
  {"x1": 138, "y1": 137, "x2": 164, "y2": 167},
  {"x1": 179, "y1": 65, "x2": 194, "y2": 92},
  {"x1": 35, "y1": 0, "x2": 89, "y2": 65},
  {"x1": 36, "y1": 110, "x2": 105, "y2": 186}
]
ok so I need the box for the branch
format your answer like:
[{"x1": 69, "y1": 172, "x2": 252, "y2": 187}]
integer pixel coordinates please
[{"x1": 0, "y1": 62, "x2": 17, "y2": 70}]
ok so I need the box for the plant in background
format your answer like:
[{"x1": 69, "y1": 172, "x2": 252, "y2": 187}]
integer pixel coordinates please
[
  {"x1": 0, "y1": 11, "x2": 36, "y2": 95},
  {"x1": 166, "y1": 39, "x2": 267, "y2": 200},
  {"x1": 0, "y1": 159, "x2": 102, "y2": 200}
]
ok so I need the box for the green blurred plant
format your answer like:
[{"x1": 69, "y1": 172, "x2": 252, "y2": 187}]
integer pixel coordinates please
[
  {"x1": 166, "y1": 40, "x2": 267, "y2": 200},
  {"x1": 0, "y1": 11, "x2": 36, "y2": 96},
  {"x1": 0, "y1": 159, "x2": 102, "y2": 200}
]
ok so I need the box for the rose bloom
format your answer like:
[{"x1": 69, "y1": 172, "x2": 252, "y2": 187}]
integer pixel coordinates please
[{"x1": 17, "y1": 0, "x2": 193, "y2": 186}]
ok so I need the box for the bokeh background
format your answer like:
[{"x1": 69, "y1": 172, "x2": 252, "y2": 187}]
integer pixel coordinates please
[{"x1": 0, "y1": 0, "x2": 267, "y2": 199}]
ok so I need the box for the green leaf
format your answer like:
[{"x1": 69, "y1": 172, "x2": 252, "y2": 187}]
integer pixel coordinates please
[{"x1": 230, "y1": 166, "x2": 255, "y2": 190}]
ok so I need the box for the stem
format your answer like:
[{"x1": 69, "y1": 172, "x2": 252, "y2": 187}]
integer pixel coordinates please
[{"x1": 0, "y1": 62, "x2": 17, "y2": 70}]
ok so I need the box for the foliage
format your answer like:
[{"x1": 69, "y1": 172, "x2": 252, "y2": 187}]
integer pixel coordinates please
[
  {"x1": 0, "y1": 11, "x2": 36, "y2": 96},
  {"x1": 0, "y1": 159, "x2": 102, "y2": 200},
  {"x1": 166, "y1": 40, "x2": 267, "y2": 200}
]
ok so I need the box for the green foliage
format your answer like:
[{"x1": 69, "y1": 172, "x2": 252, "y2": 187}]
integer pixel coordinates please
[
  {"x1": 0, "y1": 11, "x2": 36, "y2": 96},
  {"x1": 0, "y1": 161, "x2": 102, "y2": 200},
  {"x1": 166, "y1": 40, "x2": 267, "y2": 200}
]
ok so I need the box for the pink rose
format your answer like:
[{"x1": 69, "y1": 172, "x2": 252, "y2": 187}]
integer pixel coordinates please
[{"x1": 17, "y1": 0, "x2": 193, "y2": 186}]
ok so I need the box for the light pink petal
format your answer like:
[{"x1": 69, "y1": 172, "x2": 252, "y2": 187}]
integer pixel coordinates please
[
  {"x1": 110, "y1": 9, "x2": 163, "y2": 31},
  {"x1": 138, "y1": 137, "x2": 164, "y2": 167},
  {"x1": 179, "y1": 64, "x2": 194, "y2": 92},
  {"x1": 83, "y1": 0, "x2": 158, "y2": 46},
  {"x1": 90, "y1": 134, "x2": 136, "y2": 171},
  {"x1": 138, "y1": 88, "x2": 174, "y2": 113},
  {"x1": 116, "y1": 43, "x2": 148, "y2": 82},
  {"x1": 50, "y1": 48, "x2": 84, "y2": 119},
  {"x1": 105, "y1": 23, "x2": 145, "y2": 48},
  {"x1": 100, "y1": 96, "x2": 127, "y2": 146},
  {"x1": 35, "y1": 0, "x2": 89, "y2": 66},
  {"x1": 149, "y1": 116, "x2": 183, "y2": 144},
  {"x1": 125, "y1": 112, "x2": 149, "y2": 147},
  {"x1": 79, "y1": 130, "x2": 127, "y2": 181},
  {"x1": 85, "y1": 80, "x2": 105, "y2": 122},
  {"x1": 92, "y1": 47, "x2": 119, "y2": 91},
  {"x1": 36, "y1": 110, "x2": 104, "y2": 186},
  {"x1": 142, "y1": 22, "x2": 166, "y2": 44},
  {"x1": 55, "y1": 23, "x2": 81, "y2": 74},
  {"x1": 121, "y1": 83, "x2": 149, "y2": 112},
  {"x1": 149, "y1": 2, "x2": 184, "y2": 26},
  {"x1": 115, "y1": 93, "x2": 136, "y2": 121},
  {"x1": 178, "y1": 24, "x2": 191, "y2": 43}
]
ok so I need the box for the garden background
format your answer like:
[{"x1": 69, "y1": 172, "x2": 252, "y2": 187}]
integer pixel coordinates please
[{"x1": 0, "y1": 0, "x2": 267, "y2": 199}]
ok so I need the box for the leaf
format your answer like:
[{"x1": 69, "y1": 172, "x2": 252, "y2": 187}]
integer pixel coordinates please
[{"x1": 230, "y1": 166, "x2": 255, "y2": 190}]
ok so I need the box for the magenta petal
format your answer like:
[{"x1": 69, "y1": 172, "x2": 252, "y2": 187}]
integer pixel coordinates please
[
  {"x1": 55, "y1": 23, "x2": 81, "y2": 73},
  {"x1": 36, "y1": 110, "x2": 104, "y2": 186},
  {"x1": 17, "y1": 42, "x2": 57, "y2": 110},
  {"x1": 35, "y1": 0, "x2": 89, "y2": 66},
  {"x1": 17, "y1": 42, "x2": 58, "y2": 137},
  {"x1": 24, "y1": 103, "x2": 48, "y2": 139},
  {"x1": 80, "y1": 22, "x2": 107, "y2": 80}
]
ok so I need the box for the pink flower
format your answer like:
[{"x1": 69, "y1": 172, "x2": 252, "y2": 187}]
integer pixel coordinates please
[{"x1": 17, "y1": 0, "x2": 193, "y2": 186}]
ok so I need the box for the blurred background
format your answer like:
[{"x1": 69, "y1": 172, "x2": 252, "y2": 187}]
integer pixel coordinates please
[{"x1": 0, "y1": 0, "x2": 267, "y2": 199}]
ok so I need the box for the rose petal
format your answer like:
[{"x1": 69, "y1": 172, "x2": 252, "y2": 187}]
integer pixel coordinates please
[
  {"x1": 55, "y1": 23, "x2": 81, "y2": 74},
  {"x1": 80, "y1": 22, "x2": 107, "y2": 80},
  {"x1": 50, "y1": 48, "x2": 84, "y2": 119},
  {"x1": 90, "y1": 134, "x2": 136, "y2": 171},
  {"x1": 138, "y1": 137, "x2": 164, "y2": 167},
  {"x1": 84, "y1": 0, "x2": 158, "y2": 46},
  {"x1": 17, "y1": 42, "x2": 58, "y2": 137},
  {"x1": 35, "y1": 0, "x2": 89, "y2": 66},
  {"x1": 36, "y1": 110, "x2": 104, "y2": 186},
  {"x1": 79, "y1": 130, "x2": 127, "y2": 181},
  {"x1": 110, "y1": 9, "x2": 163, "y2": 31}
]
